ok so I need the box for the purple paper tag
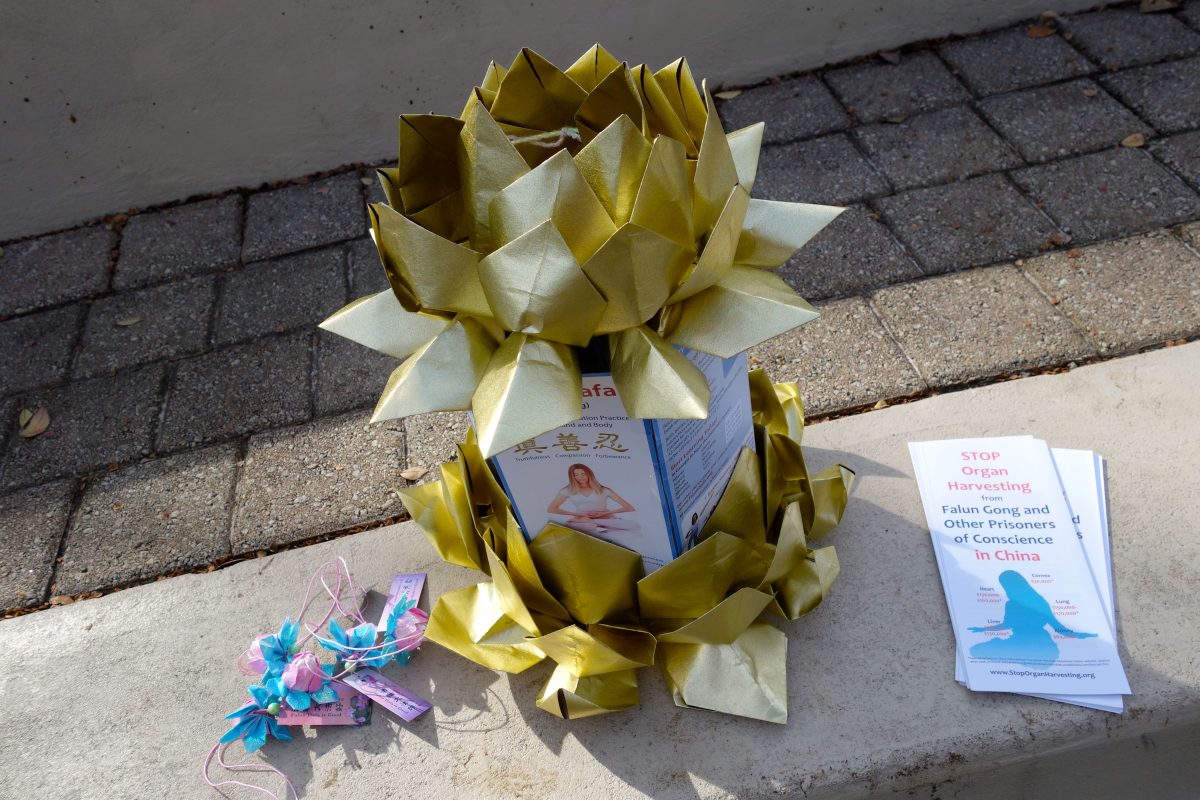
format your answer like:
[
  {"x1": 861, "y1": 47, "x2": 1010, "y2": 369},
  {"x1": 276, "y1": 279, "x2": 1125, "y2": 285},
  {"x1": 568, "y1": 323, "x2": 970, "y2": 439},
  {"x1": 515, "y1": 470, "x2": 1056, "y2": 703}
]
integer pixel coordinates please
[
  {"x1": 377, "y1": 573, "x2": 426, "y2": 632},
  {"x1": 340, "y1": 668, "x2": 431, "y2": 722},
  {"x1": 276, "y1": 684, "x2": 372, "y2": 727}
]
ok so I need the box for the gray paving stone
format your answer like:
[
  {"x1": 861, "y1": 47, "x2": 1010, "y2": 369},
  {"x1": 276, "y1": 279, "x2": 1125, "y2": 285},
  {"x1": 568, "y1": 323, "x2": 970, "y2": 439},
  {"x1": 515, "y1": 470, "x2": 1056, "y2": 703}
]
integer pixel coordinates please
[
  {"x1": 754, "y1": 134, "x2": 889, "y2": 205},
  {"x1": 242, "y1": 172, "x2": 365, "y2": 262},
  {"x1": 1011, "y1": 148, "x2": 1200, "y2": 242},
  {"x1": 870, "y1": 266, "x2": 1095, "y2": 387},
  {"x1": 158, "y1": 333, "x2": 311, "y2": 450},
  {"x1": 55, "y1": 444, "x2": 237, "y2": 595},
  {"x1": 978, "y1": 79, "x2": 1154, "y2": 163},
  {"x1": 0, "y1": 481, "x2": 73, "y2": 609},
  {"x1": 747, "y1": 296, "x2": 925, "y2": 415},
  {"x1": 1063, "y1": 8, "x2": 1200, "y2": 70},
  {"x1": 853, "y1": 106, "x2": 1021, "y2": 190},
  {"x1": 0, "y1": 226, "x2": 114, "y2": 317},
  {"x1": 776, "y1": 205, "x2": 922, "y2": 300},
  {"x1": 875, "y1": 175, "x2": 1062, "y2": 274},
  {"x1": 1150, "y1": 130, "x2": 1200, "y2": 190},
  {"x1": 937, "y1": 27, "x2": 1096, "y2": 96},
  {"x1": 75, "y1": 277, "x2": 215, "y2": 378},
  {"x1": 363, "y1": 168, "x2": 391, "y2": 208},
  {"x1": 214, "y1": 247, "x2": 347, "y2": 345},
  {"x1": 0, "y1": 305, "x2": 83, "y2": 395},
  {"x1": 0, "y1": 397, "x2": 15, "y2": 456},
  {"x1": 347, "y1": 237, "x2": 389, "y2": 298},
  {"x1": 1, "y1": 365, "x2": 164, "y2": 490},
  {"x1": 1182, "y1": 0, "x2": 1200, "y2": 31},
  {"x1": 1102, "y1": 57, "x2": 1200, "y2": 134},
  {"x1": 231, "y1": 411, "x2": 405, "y2": 551},
  {"x1": 1023, "y1": 231, "x2": 1200, "y2": 355},
  {"x1": 823, "y1": 52, "x2": 971, "y2": 123},
  {"x1": 716, "y1": 76, "x2": 851, "y2": 144},
  {"x1": 403, "y1": 411, "x2": 470, "y2": 485},
  {"x1": 113, "y1": 196, "x2": 242, "y2": 290},
  {"x1": 314, "y1": 331, "x2": 400, "y2": 416}
]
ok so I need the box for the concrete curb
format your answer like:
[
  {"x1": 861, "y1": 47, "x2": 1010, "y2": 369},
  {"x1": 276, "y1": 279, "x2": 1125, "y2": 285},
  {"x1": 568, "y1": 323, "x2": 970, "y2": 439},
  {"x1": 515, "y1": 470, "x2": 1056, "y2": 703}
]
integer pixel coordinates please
[{"x1": 2, "y1": 342, "x2": 1197, "y2": 798}]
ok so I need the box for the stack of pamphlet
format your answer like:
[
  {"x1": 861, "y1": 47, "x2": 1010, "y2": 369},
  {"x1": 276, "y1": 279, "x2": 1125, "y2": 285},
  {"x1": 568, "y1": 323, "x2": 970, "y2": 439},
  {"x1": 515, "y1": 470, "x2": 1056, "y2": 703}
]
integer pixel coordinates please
[{"x1": 909, "y1": 436, "x2": 1130, "y2": 712}]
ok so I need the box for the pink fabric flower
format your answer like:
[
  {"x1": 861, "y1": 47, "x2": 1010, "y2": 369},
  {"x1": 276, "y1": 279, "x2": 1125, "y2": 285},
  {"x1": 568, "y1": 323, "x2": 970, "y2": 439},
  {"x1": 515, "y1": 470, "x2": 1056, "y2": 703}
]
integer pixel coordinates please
[
  {"x1": 244, "y1": 638, "x2": 268, "y2": 674},
  {"x1": 282, "y1": 651, "x2": 325, "y2": 692}
]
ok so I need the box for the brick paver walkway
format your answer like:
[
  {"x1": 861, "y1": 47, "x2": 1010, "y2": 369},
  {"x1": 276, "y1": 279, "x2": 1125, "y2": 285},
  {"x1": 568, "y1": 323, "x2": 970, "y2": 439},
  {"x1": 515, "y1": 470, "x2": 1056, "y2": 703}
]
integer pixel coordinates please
[{"x1": 3, "y1": 3, "x2": 1200, "y2": 614}]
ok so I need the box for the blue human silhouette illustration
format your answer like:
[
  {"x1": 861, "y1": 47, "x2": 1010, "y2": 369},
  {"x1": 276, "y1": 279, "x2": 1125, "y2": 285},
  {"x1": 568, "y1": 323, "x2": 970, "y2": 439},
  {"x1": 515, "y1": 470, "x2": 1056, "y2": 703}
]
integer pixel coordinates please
[{"x1": 968, "y1": 570, "x2": 1097, "y2": 667}]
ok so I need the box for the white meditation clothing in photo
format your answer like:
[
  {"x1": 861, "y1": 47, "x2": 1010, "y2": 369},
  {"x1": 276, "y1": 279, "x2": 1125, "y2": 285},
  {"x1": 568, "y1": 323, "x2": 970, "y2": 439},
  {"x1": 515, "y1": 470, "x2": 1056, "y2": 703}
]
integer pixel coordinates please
[{"x1": 555, "y1": 487, "x2": 640, "y2": 533}]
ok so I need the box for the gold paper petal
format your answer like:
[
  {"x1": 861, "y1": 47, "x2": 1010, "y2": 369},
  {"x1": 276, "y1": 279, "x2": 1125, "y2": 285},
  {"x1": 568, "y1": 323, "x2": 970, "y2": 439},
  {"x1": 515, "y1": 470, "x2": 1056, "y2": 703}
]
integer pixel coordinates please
[
  {"x1": 482, "y1": 60, "x2": 507, "y2": 93},
  {"x1": 460, "y1": 429, "x2": 512, "y2": 511},
  {"x1": 727, "y1": 123, "x2": 765, "y2": 193},
  {"x1": 440, "y1": 457, "x2": 487, "y2": 574},
  {"x1": 471, "y1": 333, "x2": 581, "y2": 458},
  {"x1": 756, "y1": 426, "x2": 785, "y2": 536},
  {"x1": 773, "y1": 381, "x2": 806, "y2": 441},
  {"x1": 565, "y1": 45, "x2": 623, "y2": 92},
  {"x1": 397, "y1": 114, "x2": 464, "y2": 213},
  {"x1": 370, "y1": 202, "x2": 490, "y2": 317},
  {"x1": 735, "y1": 199, "x2": 845, "y2": 268},
  {"x1": 458, "y1": 97, "x2": 530, "y2": 251},
  {"x1": 609, "y1": 325, "x2": 709, "y2": 419},
  {"x1": 528, "y1": 523, "x2": 642, "y2": 625},
  {"x1": 631, "y1": 64, "x2": 694, "y2": 155},
  {"x1": 659, "y1": 621, "x2": 787, "y2": 723},
  {"x1": 575, "y1": 65, "x2": 644, "y2": 143},
  {"x1": 407, "y1": 189, "x2": 470, "y2": 243},
  {"x1": 700, "y1": 445, "x2": 767, "y2": 543},
  {"x1": 584, "y1": 223, "x2": 689, "y2": 333},
  {"x1": 504, "y1": 510, "x2": 572, "y2": 620},
  {"x1": 776, "y1": 545, "x2": 840, "y2": 620},
  {"x1": 638, "y1": 531, "x2": 771, "y2": 620},
  {"x1": 663, "y1": 267, "x2": 820, "y2": 358},
  {"x1": 630, "y1": 135, "x2": 695, "y2": 250},
  {"x1": 491, "y1": 48, "x2": 587, "y2": 132},
  {"x1": 489, "y1": 149, "x2": 616, "y2": 264},
  {"x1": 653, "y1": 59, "x2": 708, "y2": 147},
  {"x1": 376, "y1": 167, "x2": 403, "y2": 211},
  {"x1": 485, "y1": 544, "x2": 541, "y2": 635},
  {"x1": 574, "y1": 115, "x2": 651, "y2": 226},
  {"x1": 691, "y1": 81, "x2": 740, "y2": 237},
  {"x1": 478, "y1": 220, "x2": 607, "y2": 346},
  {"x1": 395, "y1": 478, "x2": 479, "y2": 570},
  {"x1": 589, "y1": 623, "x2": 658, "y2": 667},
  {"x1": 424, "y1": 583, "x2": 546, "y2": 673},
  {"x1": 319, "y1": 291, "x2": 450, "y2": 359},
  {"x1": 530, "y1": 624, "x2": 651, "y2": 676},
  {"x1": 760, "y1": 502, "x2": 808, "y2": 588},
  {"x1": 656, "y1": 586, "x2": 774, "y2": 645},
  {"x1": 536, "y1": 664, "x2": 639, "y2": 718},
  {"x1": 808, "y1": 464, "x2": 855, "y2": 539},
  {"x1": 666, "y1": 185, "x2": 749, "y2": 304},
  {"x1": 371, "y1": 318, "x2": 498, "y2": 421}
]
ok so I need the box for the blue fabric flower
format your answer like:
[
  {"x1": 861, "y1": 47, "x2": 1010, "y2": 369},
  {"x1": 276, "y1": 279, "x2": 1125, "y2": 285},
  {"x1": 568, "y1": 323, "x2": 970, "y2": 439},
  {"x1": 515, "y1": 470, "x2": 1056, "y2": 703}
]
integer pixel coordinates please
[
  {"x1": 256, "y1": 618, "x2": 299, "y2": 677},
  {"x1": 385, "y1": 598, "x2": 418, "y2": 666},
  {"x1": 320, "y1": 618, "x2": 393, "y2": 668},
  {"x1": 220, "y1": 685, "x2": 293, "y2": 753}
]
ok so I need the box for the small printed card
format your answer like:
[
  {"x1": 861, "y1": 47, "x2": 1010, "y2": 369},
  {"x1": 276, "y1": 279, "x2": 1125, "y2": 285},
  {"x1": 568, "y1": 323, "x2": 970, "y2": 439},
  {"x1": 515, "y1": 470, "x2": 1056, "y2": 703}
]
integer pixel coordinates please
[
  {"x1": 909, "y1": 437, "x2": 1130, "y2": 705},
  {"x1": 377, "y1": 573, "x2": 426, "y2": 632},
  {"x1": 340, "y1": 668, "x2": 431, "y2": 722},
  {"x1": 276, "y1": 684, "x2": 373, "y2": 727}
]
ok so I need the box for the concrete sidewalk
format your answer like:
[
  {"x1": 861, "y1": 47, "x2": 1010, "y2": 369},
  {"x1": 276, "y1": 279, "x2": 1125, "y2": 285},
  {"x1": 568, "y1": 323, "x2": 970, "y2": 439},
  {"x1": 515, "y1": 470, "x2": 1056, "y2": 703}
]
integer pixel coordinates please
[
  {"x1": 5, "y1": 2, "x2": 1200, "y2": 614},
  {"x1": 2, "y1": 342, "x2": 1197, "y2": 799}
]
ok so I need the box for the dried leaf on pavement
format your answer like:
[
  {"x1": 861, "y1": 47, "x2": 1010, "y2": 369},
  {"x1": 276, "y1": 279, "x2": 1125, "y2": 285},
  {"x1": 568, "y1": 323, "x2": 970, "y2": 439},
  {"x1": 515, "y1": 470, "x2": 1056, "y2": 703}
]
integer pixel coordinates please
[
  {"x1": 884, "y1": 115, "x2": 907, "y2": 124},
  {"x1": 19, "y1": 406, "x2": 50, "y2": 438},
  {"x1": 1120, "y1": 133, "x2": 1146, "y2": 148},
  {"x1": 115, "y1": 316, "x2": 142, "y2": 327},
  {"x1": 713, "y1": 90, "x2": 742, "y2": 100},
  {"x1": 400, "y1": 467, "x2": 428, "y2": 481},
  {"x1": 1139, "y1": 0, "x2": 1180, "y2": 12},
  {"x1": 1026, "y1": 25, "x2": 1056, "y2": 38},
  {"x1": 879, "y1": 50, "x2": 901, "y2": 65}
]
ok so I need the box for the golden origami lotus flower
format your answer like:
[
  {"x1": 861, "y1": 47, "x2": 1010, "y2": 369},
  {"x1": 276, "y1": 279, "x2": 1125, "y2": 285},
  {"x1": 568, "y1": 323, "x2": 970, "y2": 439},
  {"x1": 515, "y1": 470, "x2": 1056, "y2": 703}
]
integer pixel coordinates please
[{"x1": 321, "y1": 45, "x2": 843, "y2": 457}]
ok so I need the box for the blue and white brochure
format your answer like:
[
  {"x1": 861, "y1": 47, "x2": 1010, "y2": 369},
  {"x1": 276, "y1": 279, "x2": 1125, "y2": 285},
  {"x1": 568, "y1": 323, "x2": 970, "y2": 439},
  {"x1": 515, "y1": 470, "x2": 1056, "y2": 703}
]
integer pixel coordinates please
[
  {"x1": 909, "y1": 437, "x2": 1130, "y2": 699},
  {"x1": 487, "y1": 348, "x2": 754, "y2": 573}
]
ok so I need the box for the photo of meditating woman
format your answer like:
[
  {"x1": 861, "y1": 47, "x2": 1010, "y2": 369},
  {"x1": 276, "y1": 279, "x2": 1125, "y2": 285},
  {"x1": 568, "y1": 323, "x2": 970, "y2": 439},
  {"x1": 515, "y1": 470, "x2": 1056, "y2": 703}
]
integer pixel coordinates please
[{"x1": 547, "y1": 464, "x2": 641, "y2": 536}]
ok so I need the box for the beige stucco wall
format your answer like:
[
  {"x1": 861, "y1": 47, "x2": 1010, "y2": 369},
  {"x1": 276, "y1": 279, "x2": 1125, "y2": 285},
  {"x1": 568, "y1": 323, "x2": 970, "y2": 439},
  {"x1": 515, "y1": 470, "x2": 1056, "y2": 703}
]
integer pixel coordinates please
[{"x1": 0, "y1": 1, "x2": 1099, "y2": 241}]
